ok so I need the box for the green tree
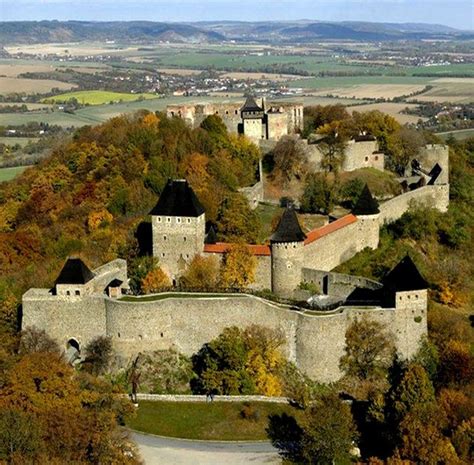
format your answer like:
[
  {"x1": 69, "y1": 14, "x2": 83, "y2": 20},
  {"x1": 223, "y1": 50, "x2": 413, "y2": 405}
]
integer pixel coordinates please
[
  {"x1": 300, "y1": 173, "x2": 339, "y2": 215},
  {"x1": 316, "y1": 121, "x2": 348, "y2": 173},
  {"x1": 82, "y1": 336, "x2": 113, "y2": 376},
  {"x1": 220, "y1": 243, "x2": 257, "y2": 289},
  {"x1": 340, "y1": 317, "x2": 395, "y2": 380},
  {"x1": 300, "y1": 392, "x2": 358, "y2": 465},
  {"x1": 216, "y1": 194, "x2": 262, "y2": 243}
]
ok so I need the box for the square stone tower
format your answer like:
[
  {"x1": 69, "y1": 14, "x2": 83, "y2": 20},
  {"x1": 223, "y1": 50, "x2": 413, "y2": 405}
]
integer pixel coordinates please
[
  {"x1": 150, "y1": 180, "x2": 206, "y2": 283},
  {"x1": 241, "y1": 96, "x2": 265, "y2": 140}
]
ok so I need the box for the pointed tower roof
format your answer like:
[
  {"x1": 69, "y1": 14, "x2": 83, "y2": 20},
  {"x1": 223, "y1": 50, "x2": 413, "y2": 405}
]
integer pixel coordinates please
[
  {"x1": 150, "y1": 179, "x2": 205, "y2": 217},
  {"x1": 205, "y1": 225, "x2": 217, "y2": 244},
  {"x1": 383, "y1": 255, "x2": 428, "y2": 292},
  {"x1": 352, "y1": 184, "x2": 380, "y2": 215},
  {"x1": 55, "y1": 258, "x2": 94, "y2": 285},
  {"x1": 270, "y1": 208, "x2": 307, "y2": 243},
  {"x1": 241, "y1": 96, "x2": 263, "y2": 113}
]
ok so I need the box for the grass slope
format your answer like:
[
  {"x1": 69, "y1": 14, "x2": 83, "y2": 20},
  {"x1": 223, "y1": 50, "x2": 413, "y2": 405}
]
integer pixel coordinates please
[
  {"x1": 0, "y1": 166, "x2": 27, "y2": 182},
  {"x1": 43, "y1": 90, "x2": 159, "y2": 105},
  {"x1": 127, "y1": 400, "x2": 299, "y2": 441}
]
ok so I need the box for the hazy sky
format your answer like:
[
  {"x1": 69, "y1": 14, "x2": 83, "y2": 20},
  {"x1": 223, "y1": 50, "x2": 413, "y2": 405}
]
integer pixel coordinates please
[{"x1": 1, "y1": 0, "x2": 473, "y2": 30}]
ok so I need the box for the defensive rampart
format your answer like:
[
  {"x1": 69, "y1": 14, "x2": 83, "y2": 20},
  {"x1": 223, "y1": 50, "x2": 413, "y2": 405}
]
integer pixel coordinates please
[{"x1": 22, "y1": 293, "x2": 426, "y2": 383}]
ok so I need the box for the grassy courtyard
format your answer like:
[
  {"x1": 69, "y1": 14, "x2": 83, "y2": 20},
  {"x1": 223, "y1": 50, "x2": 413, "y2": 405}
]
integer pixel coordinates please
[{"x1": 127, "y1": 400, "x2": 299, "y2": 441}]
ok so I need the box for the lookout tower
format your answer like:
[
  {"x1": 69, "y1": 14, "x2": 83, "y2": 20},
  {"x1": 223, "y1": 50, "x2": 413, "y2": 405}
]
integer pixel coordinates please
[
  {"x1": 270, "y1": 207, "x2": 307, "y2": 297},
  {"x1": 240, "y1": 96, "x2": 265, "y2": 140},
  {"x1": 150, "y1": 179, "x2": 206, "y2": 282},
  {"x1": 384, "y1": 255, "x2": 428, "y2": 358}
]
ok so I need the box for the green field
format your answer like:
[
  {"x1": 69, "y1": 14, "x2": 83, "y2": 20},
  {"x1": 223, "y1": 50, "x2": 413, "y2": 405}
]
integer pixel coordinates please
[
  {"x1": 436, "y1": 128, "x2": 474, "y2": 141},
  {"x1": 0, "y1": 137, "x2": 39, "y2": 147},
  {"x1": 127, "y1": 400, "x2": 299, "y2": 441},
  {"x1": 0, "y1": 166, "x2": 27, "y2": 182},
  {"x1": 43, "y1": 90, "x2": 159, "y2": 105}
]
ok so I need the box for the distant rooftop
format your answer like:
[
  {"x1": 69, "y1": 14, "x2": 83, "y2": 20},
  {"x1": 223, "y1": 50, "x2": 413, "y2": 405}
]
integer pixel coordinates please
[
  {"x1": 55, "y1": 258, "x2": 94, "y2": 286},
  {"x1": 150, "y1": 179, "x2": 205, "y2": 217}
]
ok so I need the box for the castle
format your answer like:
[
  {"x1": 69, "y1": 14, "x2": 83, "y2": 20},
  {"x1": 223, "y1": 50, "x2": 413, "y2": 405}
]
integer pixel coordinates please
[
  {"x1": 167, "y1": 97, "x2": 304, "y2": 140},
  {"x1": 21, "y1": 132, "x2": 450, "y2": 382}
]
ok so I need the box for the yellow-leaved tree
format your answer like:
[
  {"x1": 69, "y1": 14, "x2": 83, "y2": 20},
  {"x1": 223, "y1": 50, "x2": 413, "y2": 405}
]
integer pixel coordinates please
[
  {"x1": 220, "y1": 244, "x2": 257, "y2": 289},
  {"x1": 141, "y1": 267, "x2": 171, "y2": 293}
]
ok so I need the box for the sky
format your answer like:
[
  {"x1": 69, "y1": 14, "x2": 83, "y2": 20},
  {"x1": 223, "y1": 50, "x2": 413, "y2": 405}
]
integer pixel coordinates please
[{"x1": 0, "y1": 0, "x2": 473, "y2": 30}]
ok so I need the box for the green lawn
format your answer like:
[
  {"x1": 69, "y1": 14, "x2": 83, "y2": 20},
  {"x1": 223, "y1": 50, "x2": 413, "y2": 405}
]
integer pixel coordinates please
[
  {"x1": 0, "y1": 137, "x2": 39, "y2": 147},
  {"x1": 0, "y1": 166, "x2": 27, "y2": 182},
  {"x1": 42, "y1": 90, "x2": 159, "y2": 105},
  {"x1": 127, "y1": 400, "x2": 299, "y2": 441}
]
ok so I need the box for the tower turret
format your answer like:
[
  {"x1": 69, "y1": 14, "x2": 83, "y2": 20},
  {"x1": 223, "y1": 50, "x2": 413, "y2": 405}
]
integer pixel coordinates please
[
  {"x1": 270, "y1": 207, "x2": 307, "y2": 297},
  {"x1": 352, "y1": 184, "x2": 380, "y2": 250},
  {"x1": 150, "y1": 179, "x2": 206, "y2": 283},
  {"x1": 383, "y1": 255, "x2": 428, "y2": 359}
]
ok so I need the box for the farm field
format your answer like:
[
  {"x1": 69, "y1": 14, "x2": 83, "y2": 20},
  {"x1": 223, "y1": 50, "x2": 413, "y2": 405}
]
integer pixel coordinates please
[
  {"x1": 436, "y1": 128, "x2": 474, "y2": 140},
  {"x1": 0, "y1": 77, "x2": 76, "y2": 94},
  {"x1": 43, "y1": 90, "x2": 159, "y2": 105},
  {"x1": 0, "y1": 137, "x2": 39, "y2": 147},
  {"x1": 0, "y1": 166, "x2": 27, "y2": 183},
  {"x1": 349, "y1": 102, "x2": 426, "y2": 124},
  {"x1": 407, "y1": 78, "x2": 474, "y2": 103}
]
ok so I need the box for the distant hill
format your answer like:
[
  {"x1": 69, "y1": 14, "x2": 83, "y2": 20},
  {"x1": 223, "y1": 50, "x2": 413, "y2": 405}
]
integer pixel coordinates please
[
  {"x1": 0, "y1": 21, "x2": 225, "y2": 44},
  {"x1": 0, "y1": 20, "x2": 470, "y2": 45}
]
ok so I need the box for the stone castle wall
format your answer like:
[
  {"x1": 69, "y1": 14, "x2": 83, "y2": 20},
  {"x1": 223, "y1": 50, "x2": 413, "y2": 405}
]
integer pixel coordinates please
[
  {"x1": 343, "y1": 139, "x2": 385, "y2": 172},
  {"x1": 378, "y1": 185, "x2": 449, "y2": 225},
  {"x1": 22, "y1": 293, "x2": 427, "y2": 383}
]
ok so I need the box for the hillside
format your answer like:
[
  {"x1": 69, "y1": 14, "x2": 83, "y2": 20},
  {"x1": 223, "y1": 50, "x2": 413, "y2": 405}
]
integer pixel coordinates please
[{"x1": 0, "y1": 20, "x2": 470, "y2": 45}]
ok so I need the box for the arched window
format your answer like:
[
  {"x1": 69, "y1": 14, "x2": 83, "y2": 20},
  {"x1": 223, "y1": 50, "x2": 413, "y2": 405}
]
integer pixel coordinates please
[{"x1": 67, "y1": 338, "x2": 80, "y2": 352}]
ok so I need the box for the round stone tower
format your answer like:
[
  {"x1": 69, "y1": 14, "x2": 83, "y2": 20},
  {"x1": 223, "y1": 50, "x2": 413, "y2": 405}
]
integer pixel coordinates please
[
  {"x1": 270, "y1": 207, "x2": 307, "y2": 298},
  {"x1": 352, "y1": 184, "x2": 380, "y2": 250}
]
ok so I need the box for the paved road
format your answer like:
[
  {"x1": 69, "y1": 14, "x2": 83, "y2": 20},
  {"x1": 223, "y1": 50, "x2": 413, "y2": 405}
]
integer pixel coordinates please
[{"x1": 132, "y1": 432, "x2": 281, "y2": 465}]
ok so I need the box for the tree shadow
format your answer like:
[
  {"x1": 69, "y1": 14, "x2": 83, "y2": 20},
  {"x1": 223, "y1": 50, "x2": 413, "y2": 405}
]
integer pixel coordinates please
[{"x1": 266, "y1": 413, "x2": 303, "y2": 462}]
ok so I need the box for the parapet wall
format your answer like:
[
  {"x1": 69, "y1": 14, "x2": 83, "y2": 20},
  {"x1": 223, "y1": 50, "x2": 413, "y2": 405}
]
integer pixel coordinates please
[{"x1": 378, "y1": 184, "x2": 449, "y2": 225}]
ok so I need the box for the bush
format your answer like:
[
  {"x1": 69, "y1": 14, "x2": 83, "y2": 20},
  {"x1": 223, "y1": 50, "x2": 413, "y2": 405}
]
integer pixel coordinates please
[{"x1": 240, "y1": 403, "x2": 261, "y2": 421}]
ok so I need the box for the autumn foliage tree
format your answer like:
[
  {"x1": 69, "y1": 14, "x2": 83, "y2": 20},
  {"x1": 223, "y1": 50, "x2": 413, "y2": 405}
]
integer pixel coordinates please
[
  {"x1": 220, "y1": 243, "x2": 257, "y2": 289},
  {"x1": 141, "y1": 266, "x2": 171, "y2": 293},
  {"x1": 179, "y1": 255, "x2": 220, "y2": 290}
]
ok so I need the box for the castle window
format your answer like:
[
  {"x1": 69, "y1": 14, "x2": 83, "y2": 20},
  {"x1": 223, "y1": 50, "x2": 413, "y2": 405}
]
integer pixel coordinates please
[
  {"x1": 162, "y1": 253, "x2": 165, "y2": 257},
  {"x1": 187, "y1": 218, "x2": 191, "y2": 223},
  {"x1": 365, "y1": 157, "x2": 369, "y2": 161},
  {"x1": 183, "y1": 237, "x2": 187, "y2": 242},
  {"x1": 215, "y1": 111, "x2": 219, "y2": 114},
  {"x1": 163, "y1": 235, "x2": 167, "y2": 241},
  {"x1": 117, "y1": 332, "x2": 121, "y2": 338},
  {"x1": 415, "y1": 294, "x2": 418, "y2": 299},
  {"x1": 177, "y1": 218, "x2": 181, "y2": 223},
  {"x1": 375, "y1": 156, "x2": 379, "y2": 160},
  {"x1": 75, "y1": 290, "x2": 80, "y2": 296},
  {"x1": 66, "y1": 291, "x2": 71, "y2": 296},
  {"x1": 158, "y1": 217, "x2": 162, "y2": 222},
  {"x1": 235, "y1": 110, "x2": 238, "y2": 115},
  {"x1": 161, "y1": 332, "x2": 164, "y2": 337},
  {"x1": 167, "y1": 217, "x2": 171, "y2": 222},
  {"x1": 226, "y1": 111, "x2": 229, "y2": 115}
]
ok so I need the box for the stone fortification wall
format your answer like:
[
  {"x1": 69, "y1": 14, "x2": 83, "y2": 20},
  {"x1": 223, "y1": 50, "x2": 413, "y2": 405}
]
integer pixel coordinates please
[
  {"x1": 302, "y1": 268, "x2": 382, "y2": 298},
  {"x1": 417, "y1": 144, "x2": 449, "y2": 184},
  {"x1": 301, "y1": 214, "x2": 379, "y2": 272},
  {"x1": 378, "y1": 185, "x2": 449, "y2": 225},
  {"x1": 343, "y1": 139, "x2": 384, "y2": 172},
  {"x1": 100, "y1": 294, "x2": 425, "y2": 382},
  {"x1": 89, "y1": 259, "x2": 128, "y2": 294},
  {"x1": 267, "y1": 112, "x2": 288, "y2": 140},
  {"x1": 22, "y1": 290, "x2": 107, "y2": 352},
  {"x1": 238, "y1": 179, "x2": 264, "y2": 209}
]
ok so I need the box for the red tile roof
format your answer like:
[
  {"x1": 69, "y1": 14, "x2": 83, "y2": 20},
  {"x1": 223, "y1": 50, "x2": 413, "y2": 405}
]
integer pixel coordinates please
[
  {"x1": 203, "y1": 243, "x2": 271, "y2": 256},
  {"x1": 304, "y1": 214, "x2": 357, "y2": 245}
]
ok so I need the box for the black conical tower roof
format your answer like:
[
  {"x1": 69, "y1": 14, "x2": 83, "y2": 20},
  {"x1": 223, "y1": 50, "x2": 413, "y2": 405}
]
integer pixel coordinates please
[
  {"x1": 205, "y1": 225, "x2": 217, "y2": 244},
  {"x1": 352, "y1": 184, "x2": 379, "y2": 215},
  {"x1": 241, "y1": 96, "x2": 263, "y2": 112},
  {"x1": 383, "y1": 255, "x2": 428, "y2": 292},
  {"x1": 270, "y1": 208, "x2": 306, "y2": 243},
  {"x1": 150, "y1": 179, "x2": 205, "y2": 217},
  {"x1": 55, "y1": 258, "x2": 94, "y2": 285}
]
